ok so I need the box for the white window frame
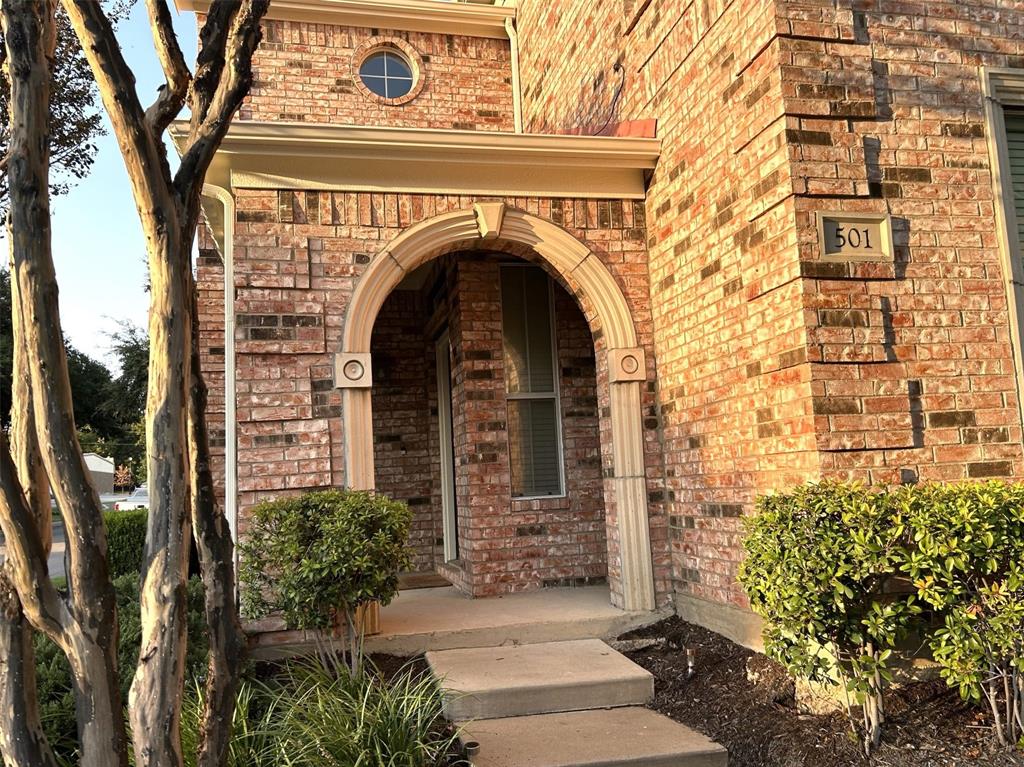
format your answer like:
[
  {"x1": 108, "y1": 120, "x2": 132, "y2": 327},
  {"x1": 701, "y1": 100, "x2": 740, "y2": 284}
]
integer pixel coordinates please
[
  {"x1": 499, "y1": 263, "x2": 567, "y2": 500},
  {"x1": 982, "y1": 67, "x2": 1024, "y2": 432}
]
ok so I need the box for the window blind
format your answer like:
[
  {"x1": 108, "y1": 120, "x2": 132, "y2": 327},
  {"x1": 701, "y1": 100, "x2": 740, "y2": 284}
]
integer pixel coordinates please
[
  {"x1": 1004, "y1": 111, "x2": 1024, "y2": 251},
  {"x1": 500, "y1": 266, "x2": 563, "y2": 498}
]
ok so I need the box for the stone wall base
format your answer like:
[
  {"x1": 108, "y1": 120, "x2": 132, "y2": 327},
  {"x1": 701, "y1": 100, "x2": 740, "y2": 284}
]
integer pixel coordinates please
[{"x1": 673, "y1": 593, "x2": 764, "y2": 652}]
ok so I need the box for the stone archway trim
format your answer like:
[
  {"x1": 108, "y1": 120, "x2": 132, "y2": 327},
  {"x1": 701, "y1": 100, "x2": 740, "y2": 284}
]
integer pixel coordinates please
[{"x1": 337, "y1": 204, "x2": 656, "y2": 611}]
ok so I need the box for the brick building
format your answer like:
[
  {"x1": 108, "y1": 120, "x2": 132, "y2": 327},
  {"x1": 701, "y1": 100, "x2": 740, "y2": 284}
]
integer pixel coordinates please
[{"x1": 178, "y1": 0, "x2": 1024, "y2": 644}]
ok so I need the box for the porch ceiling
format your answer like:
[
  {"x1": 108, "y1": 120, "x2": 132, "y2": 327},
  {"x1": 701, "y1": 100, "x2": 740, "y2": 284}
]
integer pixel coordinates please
[{"x1": 169, "y1": 121, "x2": 661, "y2": 201}]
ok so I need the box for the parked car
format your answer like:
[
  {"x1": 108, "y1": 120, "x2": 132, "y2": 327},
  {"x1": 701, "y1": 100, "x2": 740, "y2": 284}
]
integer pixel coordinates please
[{"x1": 114, "y1": 487, "x2": 149, "y2": 512}]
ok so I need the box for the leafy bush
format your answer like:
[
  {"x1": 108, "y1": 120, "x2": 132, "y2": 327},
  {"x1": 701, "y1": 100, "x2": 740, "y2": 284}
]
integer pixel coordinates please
[
  {"x1": 239, "y1": 489, "x2": 412, "y2": 672},
  {"x1": 37, "y1": 574, "x2": 208, "y2": 766},
  {"x1": 180, "y1": 657, "x2": 461, "y2": 767},
  {"x1": 741, "y1": 480, "x2": 1024, "y2": 752},
  {"x1": 104, "y1": 508, "x2": 148, "y2": 579},
  {"x1": 739, "y1": 482, "x2": 920, "y2": 753},
  {"x1": 895, "y1": 482, "x2": 1024, "y2": 748}
]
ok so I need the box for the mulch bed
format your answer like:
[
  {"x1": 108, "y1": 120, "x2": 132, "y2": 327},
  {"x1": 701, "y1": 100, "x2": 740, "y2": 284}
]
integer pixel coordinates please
[{"x1": 619, "y1": 617, "x2": 1022, "y2": 767}]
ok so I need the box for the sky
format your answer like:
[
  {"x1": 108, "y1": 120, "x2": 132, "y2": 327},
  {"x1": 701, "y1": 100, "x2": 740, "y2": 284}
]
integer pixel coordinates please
[{"x1": 34, "y1": 3, "x2": 200, "y2": 369}]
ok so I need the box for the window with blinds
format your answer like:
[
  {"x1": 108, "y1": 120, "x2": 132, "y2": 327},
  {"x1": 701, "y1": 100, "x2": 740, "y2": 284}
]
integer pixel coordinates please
[
  {"x1": 500, "y1": 265, "x2": 565, "y2": 498},
  {"x1": 1004, "y1": 111, "x2": 1024, "y2": 248}
]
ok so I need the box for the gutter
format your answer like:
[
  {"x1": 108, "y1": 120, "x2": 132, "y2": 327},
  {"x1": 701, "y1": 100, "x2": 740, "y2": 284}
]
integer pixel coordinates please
[
  {"x1": 201, "y1": 185, "x2": 239, "y2": 559},
  {"x1": 505, "y1": 17, "x2": 523, "y2": 133}
]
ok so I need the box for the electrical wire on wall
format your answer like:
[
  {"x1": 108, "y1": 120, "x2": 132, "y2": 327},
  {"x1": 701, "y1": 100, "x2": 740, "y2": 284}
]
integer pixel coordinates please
[{"x1": 595, "y1": 61, "x2": 626, "y2": 136}]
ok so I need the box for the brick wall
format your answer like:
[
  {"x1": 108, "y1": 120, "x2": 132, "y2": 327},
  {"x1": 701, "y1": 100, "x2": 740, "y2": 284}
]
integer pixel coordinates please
[
  {"x1": 444, "y1": 258, "x2": 608, "y2": 595},
  {"x1": 241, "y1": 18, "x2": 515, "y2": 131},
  {"x1": 781, "y1": 1, "x2": 1024, "y2": 486},
  {"x1": 226, "y1": 189, "x2": 671, "y2": 602},
  {"x1": 514, "y1": 0, "x2": 1024, "y2": 613},
  {"x1": 517, "y1": 0, "x2": 817, "y2": 612},
  {"x1": 196, "y1": 226, "x2": 227, "y2": 500},
  {"x1": 371, "y1": 290, "x2": 436, "y2": 572}
]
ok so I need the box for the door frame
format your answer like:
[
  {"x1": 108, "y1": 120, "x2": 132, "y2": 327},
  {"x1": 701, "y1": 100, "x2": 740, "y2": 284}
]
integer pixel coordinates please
[{"x1": 434, "y1": 330, "x2": 459, "y2": 563}]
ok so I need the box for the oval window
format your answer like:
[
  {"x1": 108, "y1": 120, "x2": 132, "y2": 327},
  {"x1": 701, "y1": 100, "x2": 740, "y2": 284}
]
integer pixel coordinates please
[{"x1": 359, "y1": 50, "x2": 414, "y2": 100}]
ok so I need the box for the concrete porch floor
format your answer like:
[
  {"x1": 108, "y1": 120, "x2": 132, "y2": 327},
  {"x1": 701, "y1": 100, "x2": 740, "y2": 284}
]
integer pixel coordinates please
[{"x1": 250, "y1": 585, "x2": 670, "y2": 659}]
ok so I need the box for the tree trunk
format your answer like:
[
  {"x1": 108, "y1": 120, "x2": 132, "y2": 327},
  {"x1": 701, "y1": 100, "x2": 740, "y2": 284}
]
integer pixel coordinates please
[
  {"x1": 187, "y1": 280, "x2": 247, "y2": 767},
  {"x1": 0, "y1": 229, "x2": 59, "y2": 767},
  {"x1": 0, "y1": 573, "x2": 58, "y2": 767},
  {"x1": 128, "y1": 228, "x2": 193, "y2": 767},
  {"x1": 1, "y1": 2, "x2": 128, "y2": 765}
]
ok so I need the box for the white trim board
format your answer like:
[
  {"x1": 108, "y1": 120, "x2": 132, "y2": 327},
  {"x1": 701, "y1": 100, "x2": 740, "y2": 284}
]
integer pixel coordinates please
[{"x1": 171, "y1": 121, "x2": 661, "y2": 200}]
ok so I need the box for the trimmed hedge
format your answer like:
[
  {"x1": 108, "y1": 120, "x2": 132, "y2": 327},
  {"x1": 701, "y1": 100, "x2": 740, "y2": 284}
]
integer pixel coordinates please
[
  {"x1": 239, "y1": 489, "x2": 412, "y2": 674},
  {"x1": 104, "y1": 508, "x2": 147, "y2": 580}
]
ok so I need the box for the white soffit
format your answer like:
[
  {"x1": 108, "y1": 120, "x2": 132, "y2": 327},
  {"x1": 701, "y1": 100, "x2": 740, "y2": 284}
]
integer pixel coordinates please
[
  {"x1": 173, "y1": 0, "x2": 516, "y2": 40},
  {"x1": 172, "y1": 122, "x2": 661, "y2": 200}
]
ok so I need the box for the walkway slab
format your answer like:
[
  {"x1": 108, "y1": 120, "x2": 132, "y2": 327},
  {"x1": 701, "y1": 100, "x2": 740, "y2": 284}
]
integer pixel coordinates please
[
  {"x1": 428, "y1": 639, "x2": 653, "y2": 720},
  {"x1": 250, "y1": 586, "x2": 669, "y2": 659},
  {"x1": 459, "y1": 707, "x2": 728, "y2": 767}
]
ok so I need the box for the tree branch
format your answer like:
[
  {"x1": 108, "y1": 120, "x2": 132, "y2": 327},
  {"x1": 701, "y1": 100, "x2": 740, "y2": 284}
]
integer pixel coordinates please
[
  {"x1": 187, "y1": 281, "x2": 247, "y2": 767},
  {"x1": 0, "y1": 437, "x2": 69, "y2": 642},
  {"x1": 188, "y1": 0, "x2": 239, "y2": 128},
  {"x1": 60, "y1": 0, "x2": 177, "y2": 226},
  {"x1": 176, "y1": 0, "x2": 267, "y2": 199},
  {"x1": 143, "y1": 0, "x2": 191, "y2": 136}
]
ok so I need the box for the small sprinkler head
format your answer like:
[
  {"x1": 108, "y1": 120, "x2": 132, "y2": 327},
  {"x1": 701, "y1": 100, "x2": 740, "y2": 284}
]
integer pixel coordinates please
[{"x1": 686, "y1": 647, "x2": 696, "y2": 679}]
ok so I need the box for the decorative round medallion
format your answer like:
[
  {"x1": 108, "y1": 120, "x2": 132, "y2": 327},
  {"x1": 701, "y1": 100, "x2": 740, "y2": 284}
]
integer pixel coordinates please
[
  {"x1": 343, "y1": 360, "x2": 365, "y2": 381},
  {"x1": 620, "y1": 354, "x2": 640, "y2": 375}
]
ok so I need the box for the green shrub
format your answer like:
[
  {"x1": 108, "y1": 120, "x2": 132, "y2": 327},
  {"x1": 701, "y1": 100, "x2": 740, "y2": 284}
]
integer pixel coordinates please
[
  {"x1": 741, "y1": 480, "x2": 1024, "y2": 752},
  {"x1": 180, "y1": 657, "x2": 461, "y2": 767},
  {"x1": 895, "y1": 482, "x2": 1024, "y2": 748},
  {"x1": 37, "y1": 574, "x2": 209, "y2": 766},
  {"x1": 104, "y1": 508, "x2": 148, "y2": 579},
  {"x1": 739, "y1": 482, "x2": 920, "y2": 753},
  {"x1": 239, "y1": 489, "x2": 412, "y2": 673}
]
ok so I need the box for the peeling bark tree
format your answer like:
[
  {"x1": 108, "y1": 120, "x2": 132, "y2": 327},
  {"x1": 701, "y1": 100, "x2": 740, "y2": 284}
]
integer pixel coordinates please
[
  {"x1": 1, "y1": 3, "x2": 128, "y2": 766},
  {"x1": 0, "y1": 238, "x2": 59, "y2": 767},
  {"x1": 0, "y1": 2, "x2": 268, "y2": 767}
]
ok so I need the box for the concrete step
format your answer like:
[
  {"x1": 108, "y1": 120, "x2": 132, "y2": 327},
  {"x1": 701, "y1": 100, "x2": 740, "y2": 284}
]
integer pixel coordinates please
[
  {"x1": 426, "y1": 639, "x2": 653, "y2": 721},
  {"x1": 459, "y1": 707, "x2": 728, "y2": 767}
]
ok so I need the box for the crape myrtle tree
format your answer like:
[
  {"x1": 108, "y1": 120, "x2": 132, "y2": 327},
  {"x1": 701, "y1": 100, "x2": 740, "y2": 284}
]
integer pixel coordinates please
[{"x1": 0, "y1": 2, "x2": 268, "y2": 767}]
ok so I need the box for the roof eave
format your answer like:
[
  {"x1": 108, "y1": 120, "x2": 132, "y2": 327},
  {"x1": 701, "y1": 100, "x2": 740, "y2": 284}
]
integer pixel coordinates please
[
  {"x1": 174, "y1": 121, "x2": 661, "y2": 201},
  {"x1": 173, "y1": 0, "x2": 516, "y2": 40}
]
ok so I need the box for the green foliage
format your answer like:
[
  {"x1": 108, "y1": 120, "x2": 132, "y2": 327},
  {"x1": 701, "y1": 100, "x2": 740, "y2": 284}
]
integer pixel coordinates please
[
  {"x1": 894, "y1": 482, "x2": 1024, "y2": 746},
  {"x1": 66, "y1": 344, "x2": 118, "y2": 437},
  {"x1": 36, "y1": 574, "x2": 208, "y2": 766},
  {"x1": 104, "y1": 322, "x2": 149, "y2": 430},
  {"x1": 239, "y1": 489, "x2": 412, "y2": 632},
  {"x1": 741, "y1": 480, "x2": 1024, "y2": 751},
  {"x1": 104, "y1": 509, "x2": 148, "y2": 580},
  {"x1": 739, "y1": 482, "x2": 919, "y2": 752},
  {"x1": 179, "y1": 657, "x2": 461, "y2": 767},
  {"x1": 1, "y1": 267, "x2": 148, "y2": 470}
]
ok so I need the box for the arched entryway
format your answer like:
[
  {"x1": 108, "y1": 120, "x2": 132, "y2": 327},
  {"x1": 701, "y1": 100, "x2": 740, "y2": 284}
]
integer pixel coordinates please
[{"x1": 336, "y1": 204, "x2": 655, "y2": 611}]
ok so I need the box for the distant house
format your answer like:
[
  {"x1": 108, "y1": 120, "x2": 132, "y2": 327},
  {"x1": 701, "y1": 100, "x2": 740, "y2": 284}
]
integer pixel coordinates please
[{"x1": 83, "y1": 454, "x2": 115, "y2": 495}]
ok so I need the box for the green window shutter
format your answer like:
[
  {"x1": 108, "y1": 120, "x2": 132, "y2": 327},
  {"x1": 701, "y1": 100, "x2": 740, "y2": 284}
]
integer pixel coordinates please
[{"x1": 1003, "y1": 111, "x2": 1024, "y2": 249}]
